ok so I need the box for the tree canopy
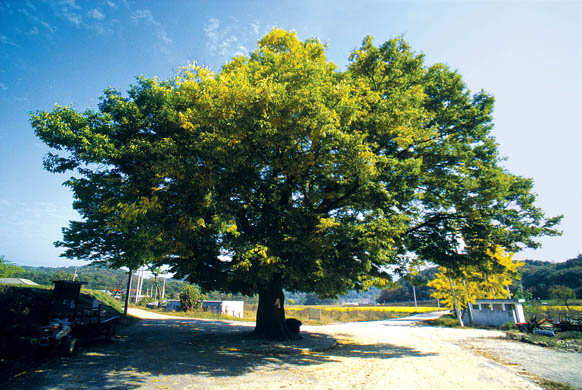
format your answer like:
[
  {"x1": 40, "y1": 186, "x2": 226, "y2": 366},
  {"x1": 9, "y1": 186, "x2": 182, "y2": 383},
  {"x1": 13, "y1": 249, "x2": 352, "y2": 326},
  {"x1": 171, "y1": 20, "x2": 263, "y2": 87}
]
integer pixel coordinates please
[
  {"x1": 31, "y1": 29, "x2": 560, "y2": 339},
  {"x1": 0, "y1": 256, "x2": 24, "y2": 278},
  {"x1": 427, "y1": 247, "x2": 524, "y2": 312}
]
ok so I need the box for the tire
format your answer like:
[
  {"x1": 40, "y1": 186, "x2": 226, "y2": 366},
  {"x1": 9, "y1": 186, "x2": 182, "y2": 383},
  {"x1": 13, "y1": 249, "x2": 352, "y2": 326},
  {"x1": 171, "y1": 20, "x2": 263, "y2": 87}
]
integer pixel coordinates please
[{"x1": 62, "y1": 336, "x2": 76, "y2": 356}]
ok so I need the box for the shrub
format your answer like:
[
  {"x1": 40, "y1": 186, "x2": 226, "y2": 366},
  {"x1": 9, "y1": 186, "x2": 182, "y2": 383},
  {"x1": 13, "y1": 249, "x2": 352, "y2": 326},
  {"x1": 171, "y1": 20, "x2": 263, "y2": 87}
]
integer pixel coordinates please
[
  {"x1": 500, "y1": 321, "x2": 517, "y2": 330},
  {"x1": 179, "y1": 285, "x2": 205, "y2": 312}
]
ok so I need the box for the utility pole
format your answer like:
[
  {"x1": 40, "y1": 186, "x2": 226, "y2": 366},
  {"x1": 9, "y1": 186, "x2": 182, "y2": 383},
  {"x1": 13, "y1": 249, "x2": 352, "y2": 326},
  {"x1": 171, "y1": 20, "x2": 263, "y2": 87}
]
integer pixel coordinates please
[{"x1": 135, "y1": 268, "x2": 144, "y2": 304}]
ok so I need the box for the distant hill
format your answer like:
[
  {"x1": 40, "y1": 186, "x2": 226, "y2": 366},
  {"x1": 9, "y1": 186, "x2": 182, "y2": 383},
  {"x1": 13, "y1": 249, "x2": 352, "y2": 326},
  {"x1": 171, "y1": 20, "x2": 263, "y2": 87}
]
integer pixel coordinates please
[
  {"x1": 376, "y1": 255, "x2": 582, "y2": 303},
  {"x1": 519, "y1": 255, "x2": 582, "y2": 299},
  {"x1": 13, "y1": 264, "x2": 187, "y2": 299},
  {"x1": 14, "y1": 254, "x2": 581, "y2": 305}
]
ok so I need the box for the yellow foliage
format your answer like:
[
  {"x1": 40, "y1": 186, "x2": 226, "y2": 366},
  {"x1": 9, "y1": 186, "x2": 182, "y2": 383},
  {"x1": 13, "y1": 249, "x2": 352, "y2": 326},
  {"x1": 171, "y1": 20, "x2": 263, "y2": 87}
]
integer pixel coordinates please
[
  {"x1": 315, "y1": 217, "x2": 341, "y2": 233},
  {"x1": 427, "y1": 246, "x2": 524, "y2": 311}
]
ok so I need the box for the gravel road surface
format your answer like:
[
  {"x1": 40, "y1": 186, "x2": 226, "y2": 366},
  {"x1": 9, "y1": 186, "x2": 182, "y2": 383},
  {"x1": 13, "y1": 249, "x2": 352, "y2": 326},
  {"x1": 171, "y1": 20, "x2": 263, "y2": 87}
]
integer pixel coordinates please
[{"x1": 7, "y1": 308, "x2": 580, "y2": 390}]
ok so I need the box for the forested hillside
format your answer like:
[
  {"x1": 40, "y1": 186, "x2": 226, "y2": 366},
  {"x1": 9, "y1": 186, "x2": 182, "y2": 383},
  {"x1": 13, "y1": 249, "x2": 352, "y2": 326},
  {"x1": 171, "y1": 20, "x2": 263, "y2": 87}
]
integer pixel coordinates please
[
  {"x1": 11, "y1": 264, "x2": 375, "y2": 304},
  {"x1": 520, "y1": 255, "x2": 582, "y2": 299},
  {"x1": 10, "y1": 254, "x2": 581, "y2": 304},
  {"x1": 13, "y1": 264, "x2": 187, "y2": 299},
  {"x1": 377, "y1": 255, "x2": 582, "y2": 302}
]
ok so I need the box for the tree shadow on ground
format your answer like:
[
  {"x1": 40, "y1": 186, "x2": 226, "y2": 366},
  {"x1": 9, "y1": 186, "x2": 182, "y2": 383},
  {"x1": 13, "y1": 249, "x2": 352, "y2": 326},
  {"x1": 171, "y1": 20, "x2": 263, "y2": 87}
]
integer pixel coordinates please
[{"x1": 8, "y1": 317, "x2": 437, "y2": 390}]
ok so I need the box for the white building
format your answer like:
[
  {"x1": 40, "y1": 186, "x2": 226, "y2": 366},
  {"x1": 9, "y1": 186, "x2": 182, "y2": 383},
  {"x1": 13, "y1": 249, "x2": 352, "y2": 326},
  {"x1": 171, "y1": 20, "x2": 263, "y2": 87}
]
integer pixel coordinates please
[
  {"x1": 202, "y1": 300, "x2": 244, "y2": 318},
  {"x1": 463, "y1": 298, "x2": 526, "y2": 327}
]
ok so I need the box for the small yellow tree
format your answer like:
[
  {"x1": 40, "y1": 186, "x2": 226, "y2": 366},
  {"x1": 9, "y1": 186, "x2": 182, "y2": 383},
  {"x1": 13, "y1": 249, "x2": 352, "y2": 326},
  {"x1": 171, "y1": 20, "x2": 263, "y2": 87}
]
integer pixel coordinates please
[{"x1": 427, "y1": 247, "x2": 524, "y2": 326}]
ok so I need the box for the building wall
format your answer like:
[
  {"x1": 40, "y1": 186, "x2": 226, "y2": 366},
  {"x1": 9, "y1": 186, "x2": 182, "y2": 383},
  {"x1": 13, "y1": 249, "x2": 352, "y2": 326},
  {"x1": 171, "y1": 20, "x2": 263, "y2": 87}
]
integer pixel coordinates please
[
  {"x1": 221, "y1": 301, "x2": 244, "y2": 318},
  {"x1": 202, "y1": 300, "x2": 244, "y2": 318},
  {"x1": 464, "y1": 301, "x2": 525, "y2": 327},
  {"x1": 469, "y1": 308, "x2": 515, "y2": 326}
]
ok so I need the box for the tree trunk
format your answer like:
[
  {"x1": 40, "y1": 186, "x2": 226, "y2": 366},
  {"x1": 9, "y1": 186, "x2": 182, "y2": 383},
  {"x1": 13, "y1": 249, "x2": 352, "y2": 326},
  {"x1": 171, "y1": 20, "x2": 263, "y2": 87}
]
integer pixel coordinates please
[
  {"x1": 124, "y1": 270, "x2": 133, "y2": 316},
  {"x1": 252, "y1": 281, "x2": 294, "y2": 340},
  {"x1": 447, "y1": 276, "x2": 464, "y2": 327},
  {"x1": 462, "y1": 279, "x2": 473, "y2": 325}
]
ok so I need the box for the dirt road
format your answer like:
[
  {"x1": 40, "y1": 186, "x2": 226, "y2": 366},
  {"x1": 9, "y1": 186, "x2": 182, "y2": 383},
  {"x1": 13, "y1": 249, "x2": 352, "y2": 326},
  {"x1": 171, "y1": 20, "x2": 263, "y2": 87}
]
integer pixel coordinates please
[{"x1": 8, "y1": 309, "x2": 580, "y2": 389}]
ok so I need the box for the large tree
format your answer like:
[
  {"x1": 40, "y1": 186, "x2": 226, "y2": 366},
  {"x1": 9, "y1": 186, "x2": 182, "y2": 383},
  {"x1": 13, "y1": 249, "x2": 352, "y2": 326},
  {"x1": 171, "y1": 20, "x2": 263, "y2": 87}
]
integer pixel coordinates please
[{"x1": 31, "y1": 29, "x2": 560, "y2": 339}]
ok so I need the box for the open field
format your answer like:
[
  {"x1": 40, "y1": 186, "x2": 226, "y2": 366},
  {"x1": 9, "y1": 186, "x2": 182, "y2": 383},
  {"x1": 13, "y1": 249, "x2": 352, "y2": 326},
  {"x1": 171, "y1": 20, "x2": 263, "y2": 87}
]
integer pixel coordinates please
[
  {"x1": 153, "y1": 304, "x2": 443, "y2": 325},
  {"x1": 529, "y1": 306, "x2": 582, "y2": 319},
  {"x1": 283, "y1": 305, "x2": 445, "y2": 324}
]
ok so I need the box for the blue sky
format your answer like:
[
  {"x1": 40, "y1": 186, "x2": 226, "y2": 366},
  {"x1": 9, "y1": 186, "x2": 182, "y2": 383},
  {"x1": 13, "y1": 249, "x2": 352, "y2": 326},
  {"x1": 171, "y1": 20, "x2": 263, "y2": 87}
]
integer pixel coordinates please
[{"x1": 0, "y1": 0, "x2": 580, "y2": 267}]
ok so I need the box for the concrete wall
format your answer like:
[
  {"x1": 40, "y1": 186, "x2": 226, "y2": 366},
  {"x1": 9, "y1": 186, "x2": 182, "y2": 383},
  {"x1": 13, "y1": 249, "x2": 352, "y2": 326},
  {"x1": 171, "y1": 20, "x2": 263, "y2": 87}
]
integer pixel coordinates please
[
  {"x1": 221, "y1": 301, "x2": 244, "y2": 318},
  {"x1": 202, "y1": 300, "x2": 244, "y2": 318},
  {"x1": 464, "y1": 301, "x2": 525, "y2": 327}
]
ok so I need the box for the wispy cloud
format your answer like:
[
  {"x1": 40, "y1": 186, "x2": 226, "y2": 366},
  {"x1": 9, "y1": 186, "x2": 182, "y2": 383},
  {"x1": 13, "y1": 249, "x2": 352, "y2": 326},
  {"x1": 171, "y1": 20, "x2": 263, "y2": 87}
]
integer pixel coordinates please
[
  {"x1": 60, "y1": 0, "x2": 81, "y2": 10},
  {"x1": 88, "y1": 8, "x2": 104, "y2": 21},
  {"x1": 203, "y1": 17, "x2": 258, "y2": 62},
  {"x1": 17, "y1": 3, "x2": 56, "y2": 35},
  {"x1": 26, "y1": 26, "x2": 39, "y2": 36},
  {"x1": 0, "y1": 33, "x2": 18, "y2": 47},
  {"x1": 63, "y1": 11, "x2": 82, "y2": 25},
  {"x1": 58, "y1": 0, "x2": 82, "y2": 26},
  {"x1": 204, "y1": 17, "x2": 220, "y2": 45},
  {"x1": 132, "y1": 8, "x2": 173, "y2": 52},
  {"x1": 0, "y1": 81, "x2": 7, "y2": 91},
  {"x1": 132, "y1": 8, "x2": 155, "y2": 24},
  {"x1": 250, "y1": 22, "x2": 259, "y2": 36}
]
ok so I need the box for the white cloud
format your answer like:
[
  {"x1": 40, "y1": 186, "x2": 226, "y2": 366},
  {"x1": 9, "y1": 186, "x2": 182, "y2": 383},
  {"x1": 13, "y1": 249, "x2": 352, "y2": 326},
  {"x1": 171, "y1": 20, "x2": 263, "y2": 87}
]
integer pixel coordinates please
[
  {"x1": 59, "y1": 0, "x2": 81, "y2": 10},
  {"x1": 106, "y1": 0, "x2": 117, "y2": 8},
  {"x1": 203, "y1": 17, "x2": 256, "y2": 61},
  {"x1": 204, "y1": 17, "x2": 220, "y2": 44},
  {"x1": 235, "y1": 45, "x2": 249, "y2": 57},
  {"x1": 0, "y1": 34, "x2": 18, "y2": 46},
  {"x1": 88, "y1": 8, "x2": 104, "y2": 21},
  {"x1": 132, "y1": 9, "x2": 156, "y2": 25},
  {"x1": 132, "y1": 8, "x2": 172, "y2": 51},
  {"x1": 27, "y1": 26, "x2": 39, "y2": 35},
  {"x1": 16, "y1": 5, "x2": 56, "y2": 38},
  {"x1": 250, "y1": 22, "x2": 259, "y2": 36},
  {"x1": 63, "y1": 11, "x2": 82, "y2": 25},
  {"x1": 0, "y1": 81, "x2": 7, "y2": 90},
  {"x1": 158, "y1": 31, "x2": 172, "y2": 46},
  {"x1": 24, "y1": 0, "x2": 37, "y2": 12}
]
